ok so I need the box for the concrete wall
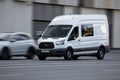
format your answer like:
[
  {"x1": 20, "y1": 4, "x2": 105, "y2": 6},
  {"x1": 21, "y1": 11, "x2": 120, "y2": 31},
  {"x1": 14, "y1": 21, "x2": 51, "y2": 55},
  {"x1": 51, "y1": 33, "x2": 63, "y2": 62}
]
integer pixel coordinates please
[
  {"x1": 81, "y1": 8, "x2": 106, "y2": 14},
  {"x1": 57, "y1": 0, "x2": 78, "y2": 6},
  {"x1": 34, "y1": 0, "x2": 78, "y2": 6},
  {"x1": 94, "y1": 0, "x2": 120, "y2": 9},
  {"x1": 63, "y1": 6, "x2": 74, "y2": 14},
  {"x1": 0, "y1": 0, "x2": 32, "y2": 34},
  {"x1": 113, "y1": 10, "x2": 120, "y2": 48},
  {"x1": 33, "y1": 0, "x2": 49, "y2": 4}
]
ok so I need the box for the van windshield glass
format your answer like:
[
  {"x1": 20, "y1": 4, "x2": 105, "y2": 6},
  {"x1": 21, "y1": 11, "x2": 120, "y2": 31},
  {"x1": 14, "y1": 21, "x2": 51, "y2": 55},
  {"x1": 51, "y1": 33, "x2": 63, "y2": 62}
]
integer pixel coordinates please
[{"x1": 42, "y1": 25, "x2": 72, "y2": 38}]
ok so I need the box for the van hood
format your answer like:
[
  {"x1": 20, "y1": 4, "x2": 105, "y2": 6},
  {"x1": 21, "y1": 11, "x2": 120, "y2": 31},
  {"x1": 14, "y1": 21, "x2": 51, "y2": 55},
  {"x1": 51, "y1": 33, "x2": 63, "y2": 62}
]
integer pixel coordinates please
[{"x1": 38, "y1": 37, "x2": 66, "y2": 43}]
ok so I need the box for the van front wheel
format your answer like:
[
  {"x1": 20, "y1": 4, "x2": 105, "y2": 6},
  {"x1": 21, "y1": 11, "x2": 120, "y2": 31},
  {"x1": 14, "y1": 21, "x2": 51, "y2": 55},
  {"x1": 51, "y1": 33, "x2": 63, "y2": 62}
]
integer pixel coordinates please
[
  {"x1": 64, "y1": 48, "x2": 73, "y2": 60},
  {"x1": 97, "y1": 47, "x2": 105, "y2": 60}
]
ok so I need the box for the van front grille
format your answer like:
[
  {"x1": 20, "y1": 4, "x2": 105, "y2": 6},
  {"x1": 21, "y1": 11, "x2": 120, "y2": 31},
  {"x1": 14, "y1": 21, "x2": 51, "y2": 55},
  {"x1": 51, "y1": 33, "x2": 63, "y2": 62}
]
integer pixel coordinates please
[{"x1": 39, "y1": 42, "x2": 54, "y2": 49}]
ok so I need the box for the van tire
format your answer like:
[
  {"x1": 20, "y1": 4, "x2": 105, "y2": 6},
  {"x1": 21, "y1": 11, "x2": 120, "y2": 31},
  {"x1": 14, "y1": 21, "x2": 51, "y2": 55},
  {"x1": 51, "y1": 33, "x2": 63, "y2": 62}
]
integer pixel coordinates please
[
  {"x1": 38, "y1": 56, "x2": 46, "y2": 60},
  {"x1": 97, "y1": 47, "x2": 105, "y2": 60},
  {"x1": 64, "y1": 48, "x2": 73, "y2": 60}
]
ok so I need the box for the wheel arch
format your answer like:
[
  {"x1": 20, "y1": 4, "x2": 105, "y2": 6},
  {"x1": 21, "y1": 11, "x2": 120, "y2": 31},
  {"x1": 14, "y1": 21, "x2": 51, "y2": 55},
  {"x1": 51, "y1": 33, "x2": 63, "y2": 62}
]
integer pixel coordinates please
[
  {"x1": 99, "y1": 45, "x2": 105, "y2": 51},
  {"x1": 0, "y1": 46, "x2": 11, "y2": 59},
  {"x1": 1, "y1": 46, "x2": 11, "y2": 53},
  {"x1": 27, "y1": 46, "x2": 36, "y2": 54},
  {"x1": 66, "y1": 46, "x2": 74, "y2": 54}
]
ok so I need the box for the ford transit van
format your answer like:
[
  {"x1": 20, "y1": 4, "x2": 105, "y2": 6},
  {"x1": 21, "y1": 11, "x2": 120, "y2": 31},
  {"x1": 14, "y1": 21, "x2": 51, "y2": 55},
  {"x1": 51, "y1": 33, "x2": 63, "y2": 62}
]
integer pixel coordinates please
[{"x1": 36, "y1": 14, "x2": 109, "y2": 60}]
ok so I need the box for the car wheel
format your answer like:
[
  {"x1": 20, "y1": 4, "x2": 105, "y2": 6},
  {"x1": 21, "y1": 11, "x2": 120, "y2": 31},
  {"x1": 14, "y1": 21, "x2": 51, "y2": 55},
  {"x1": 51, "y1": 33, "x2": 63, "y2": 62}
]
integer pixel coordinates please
[
  {"x1": 64, "y1": 48, "x2": 73, "y2": 60},
  {"x1": 26, "y1": 47, "x2": 35, "y2": 59},
  {"x1": 38, "y1": 55, "x2": 46, "y2": 60},
  {"x1": 97, "y1": 47, "x2": 105, "y2": 60},
  {"x1": 1, "y1": 48, "x2": 10, "y2": 60}
]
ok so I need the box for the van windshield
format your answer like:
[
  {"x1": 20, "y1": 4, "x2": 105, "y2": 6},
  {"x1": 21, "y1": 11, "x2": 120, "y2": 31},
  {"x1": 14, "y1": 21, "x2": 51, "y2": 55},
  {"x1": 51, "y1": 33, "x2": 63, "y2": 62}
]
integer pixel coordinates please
[{"x1": 42, "y1": 25, "x2": 72, "y2": 38}]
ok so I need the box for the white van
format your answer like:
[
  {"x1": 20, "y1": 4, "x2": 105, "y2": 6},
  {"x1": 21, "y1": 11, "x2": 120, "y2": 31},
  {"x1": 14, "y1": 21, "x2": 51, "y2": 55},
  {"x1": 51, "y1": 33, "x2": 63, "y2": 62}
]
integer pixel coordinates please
[{"x1": 36, "y1": 14, "x2": 109, "y2": 60}]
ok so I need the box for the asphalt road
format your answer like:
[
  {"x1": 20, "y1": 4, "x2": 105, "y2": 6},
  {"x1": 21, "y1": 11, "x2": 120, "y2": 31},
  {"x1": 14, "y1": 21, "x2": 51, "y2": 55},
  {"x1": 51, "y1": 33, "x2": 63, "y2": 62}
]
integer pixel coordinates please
[{"x1": 0, "y1": 51, "x2": 120, "y2": 80}]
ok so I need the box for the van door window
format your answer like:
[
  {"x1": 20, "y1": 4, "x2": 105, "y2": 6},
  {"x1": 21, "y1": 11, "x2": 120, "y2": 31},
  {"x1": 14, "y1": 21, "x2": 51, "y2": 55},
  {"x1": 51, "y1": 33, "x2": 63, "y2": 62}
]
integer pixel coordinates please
[
  {"x1": 68, "y1": 27, "x2": 79, "y2": 41},
  {"x1": 81, "y1": 24, "x2": 94, "y2": 37}
]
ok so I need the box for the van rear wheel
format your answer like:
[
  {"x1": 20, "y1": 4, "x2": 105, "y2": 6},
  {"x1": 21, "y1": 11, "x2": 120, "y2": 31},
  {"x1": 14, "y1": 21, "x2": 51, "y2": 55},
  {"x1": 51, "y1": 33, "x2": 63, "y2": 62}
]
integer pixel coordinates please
[
  {"x1": 64, "y1": 48, "x2": 73, "y2": 60},
  {"x1": 97, "y1": 47, "x2": 105, "y2": 60}
]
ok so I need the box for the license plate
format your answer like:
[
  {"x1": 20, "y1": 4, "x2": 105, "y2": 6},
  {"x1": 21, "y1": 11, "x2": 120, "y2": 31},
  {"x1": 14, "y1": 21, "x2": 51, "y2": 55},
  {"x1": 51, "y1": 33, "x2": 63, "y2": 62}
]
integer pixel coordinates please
[{"x1": 41, "y1": 50, "x2": 50, "y2": 53}]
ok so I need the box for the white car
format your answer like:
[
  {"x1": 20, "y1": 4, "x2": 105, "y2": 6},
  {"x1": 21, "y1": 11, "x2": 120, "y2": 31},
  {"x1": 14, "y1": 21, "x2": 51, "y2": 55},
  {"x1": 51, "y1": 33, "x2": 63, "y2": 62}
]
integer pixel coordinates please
[{"x1": 0, "y1": 32, "x2": 36, "y2": 60}]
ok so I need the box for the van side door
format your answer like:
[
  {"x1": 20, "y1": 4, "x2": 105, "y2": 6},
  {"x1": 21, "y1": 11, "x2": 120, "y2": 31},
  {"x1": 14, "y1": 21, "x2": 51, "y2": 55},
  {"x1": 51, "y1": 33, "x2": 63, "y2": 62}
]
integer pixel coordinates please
[
  {"x1": 67, "y1": 26, "x2": 80, "y2": 53},
  {"x1": 76, "y1": 24, "x2": 98, "y2": 55}
]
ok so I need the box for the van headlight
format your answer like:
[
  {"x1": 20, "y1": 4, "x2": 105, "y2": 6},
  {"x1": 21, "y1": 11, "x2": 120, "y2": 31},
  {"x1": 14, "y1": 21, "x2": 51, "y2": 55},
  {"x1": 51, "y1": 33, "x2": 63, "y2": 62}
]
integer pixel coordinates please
[{"x1": 56, "y1": 40, "x2": 65, "y2": 45}]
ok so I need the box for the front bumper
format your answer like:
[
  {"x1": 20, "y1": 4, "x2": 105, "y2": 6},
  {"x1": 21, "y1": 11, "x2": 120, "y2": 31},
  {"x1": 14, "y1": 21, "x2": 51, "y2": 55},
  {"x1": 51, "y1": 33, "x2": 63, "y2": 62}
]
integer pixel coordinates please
[{"x1": 36, "y1": 48, "x2": 66, "y2": 57}]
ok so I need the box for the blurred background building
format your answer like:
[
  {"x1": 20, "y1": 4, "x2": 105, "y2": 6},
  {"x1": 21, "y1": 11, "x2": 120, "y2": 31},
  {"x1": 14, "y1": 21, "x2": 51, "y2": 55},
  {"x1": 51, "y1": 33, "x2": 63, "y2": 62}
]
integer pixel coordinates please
[{"x1": 0, "y1": 0, "x2": 120, "y2": 50}]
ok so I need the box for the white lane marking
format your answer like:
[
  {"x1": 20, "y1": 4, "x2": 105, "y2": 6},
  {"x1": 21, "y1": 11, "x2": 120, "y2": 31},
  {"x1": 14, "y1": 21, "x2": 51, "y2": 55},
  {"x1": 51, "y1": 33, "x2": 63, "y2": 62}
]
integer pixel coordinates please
[
  {"x1": 0, "y1": 63, "x2": 37, "y2": 67},
  {"x1": 104, "y1": 70, "x2": 120, "y2": 72},
  {"x1": 0, "y1": 65, "x2": 71, "y2": 69},
  {"x1": 0, "y1": 62, "x2": 120, "y2": 69},
  {"x1": 0, "y1": 74, "x2": 21, "y2": 77}
]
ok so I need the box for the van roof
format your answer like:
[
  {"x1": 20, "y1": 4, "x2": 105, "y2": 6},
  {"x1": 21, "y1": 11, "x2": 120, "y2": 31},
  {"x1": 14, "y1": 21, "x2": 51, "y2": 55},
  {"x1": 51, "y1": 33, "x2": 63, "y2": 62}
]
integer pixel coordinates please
[
  {"x1": 53, "y1": 14, "x2": 107, "y2": 21},
  {"x1": 49, "y1": 14, "x2": 107, "y2": 25}
]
